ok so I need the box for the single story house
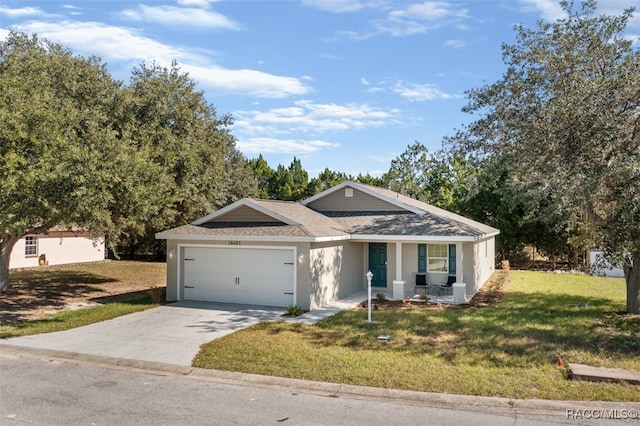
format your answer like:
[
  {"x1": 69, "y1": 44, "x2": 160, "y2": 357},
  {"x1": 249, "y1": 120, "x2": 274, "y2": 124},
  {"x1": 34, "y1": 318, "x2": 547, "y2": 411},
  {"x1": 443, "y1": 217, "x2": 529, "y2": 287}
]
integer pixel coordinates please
[
  {"x1": 156, "y1": 181, "x2": 499, "y2": 311},
  {"x1": 9, "y1": 229, "x2": 106, "y2": 269}
]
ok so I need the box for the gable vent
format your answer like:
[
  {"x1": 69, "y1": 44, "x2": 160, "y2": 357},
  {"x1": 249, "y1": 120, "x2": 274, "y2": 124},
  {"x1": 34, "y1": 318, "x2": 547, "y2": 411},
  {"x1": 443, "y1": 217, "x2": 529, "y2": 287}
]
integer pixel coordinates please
[{"x1": 345, "y1": 188, "x2": 353, "y2": 197}]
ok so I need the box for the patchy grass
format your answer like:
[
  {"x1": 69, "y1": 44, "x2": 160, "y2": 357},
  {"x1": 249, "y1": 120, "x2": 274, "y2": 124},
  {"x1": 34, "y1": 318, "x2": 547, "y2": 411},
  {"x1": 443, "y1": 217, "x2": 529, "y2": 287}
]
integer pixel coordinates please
[
  {"x1": 0, "y1": 297, "x2": 159, "y2": 338},
  {"x1": 1, "y1": 261, "x2": 166, "y2": 333},
  {"x1": 194, "y1": 271, "x2": 639, "y2": 401}
]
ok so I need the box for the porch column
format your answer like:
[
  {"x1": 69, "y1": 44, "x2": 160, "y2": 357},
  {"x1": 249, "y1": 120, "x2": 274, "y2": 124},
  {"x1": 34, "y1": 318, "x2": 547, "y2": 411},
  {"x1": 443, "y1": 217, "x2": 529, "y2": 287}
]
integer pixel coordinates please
[
  {"x1": 395, "y1": 242, "x2": 403, "y2": 281},
  {"x1": 456, "y1": 243, "x2": 464, "y2": 283},
  {"x1": 393, "y1": 242, "x2": 406, "y2": 299}
]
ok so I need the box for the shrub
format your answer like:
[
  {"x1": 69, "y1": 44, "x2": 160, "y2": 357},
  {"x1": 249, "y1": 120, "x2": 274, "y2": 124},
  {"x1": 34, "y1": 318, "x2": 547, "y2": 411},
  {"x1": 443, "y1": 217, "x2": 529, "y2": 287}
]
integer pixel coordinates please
[{"x1": 286, "y1": 305, "x2": 304, "y2": 316}]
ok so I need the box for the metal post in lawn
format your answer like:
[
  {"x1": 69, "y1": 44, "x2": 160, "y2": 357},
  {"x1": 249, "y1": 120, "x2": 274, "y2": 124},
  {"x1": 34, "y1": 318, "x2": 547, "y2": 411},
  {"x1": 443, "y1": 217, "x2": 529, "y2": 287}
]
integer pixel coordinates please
[{"x1": 366, "y1": 270, "x2": 373, "y2": 323}]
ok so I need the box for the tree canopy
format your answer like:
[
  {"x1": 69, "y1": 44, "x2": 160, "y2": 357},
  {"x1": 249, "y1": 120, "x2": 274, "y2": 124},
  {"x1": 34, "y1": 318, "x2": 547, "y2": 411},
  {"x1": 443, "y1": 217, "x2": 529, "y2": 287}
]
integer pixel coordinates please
[
  {"x1": 449, "y1": 0, "x2": 640, "y2": 312},
  {"x1": 0, "y1": 32, "x2": 255, "y2": 291}
]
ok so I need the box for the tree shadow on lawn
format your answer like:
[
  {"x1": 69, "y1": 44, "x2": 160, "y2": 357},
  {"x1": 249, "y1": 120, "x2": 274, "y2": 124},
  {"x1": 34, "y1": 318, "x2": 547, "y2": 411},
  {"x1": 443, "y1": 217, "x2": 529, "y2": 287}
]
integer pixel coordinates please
[
  {"x1": 307, "y1": 291, "x2": 637, "y2": 367},
  {"x1": 1, "y1": 270, "x2": 117, "y2": 325}
]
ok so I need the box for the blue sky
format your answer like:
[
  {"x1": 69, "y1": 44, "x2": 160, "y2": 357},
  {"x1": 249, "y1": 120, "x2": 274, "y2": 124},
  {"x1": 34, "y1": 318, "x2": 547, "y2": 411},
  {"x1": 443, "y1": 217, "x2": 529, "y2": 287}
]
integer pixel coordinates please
[{"x1": 2, "y1": 1, "x2": 639, "y2": 177}]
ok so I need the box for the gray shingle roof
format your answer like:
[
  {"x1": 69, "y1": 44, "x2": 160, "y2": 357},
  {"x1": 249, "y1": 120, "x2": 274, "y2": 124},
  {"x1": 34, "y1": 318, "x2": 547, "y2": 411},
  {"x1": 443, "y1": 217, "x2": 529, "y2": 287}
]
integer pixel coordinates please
[
  {"x1": 346, "y1": 182, "x2": 498, "y2": 236},
  {"x1": 156, "y1": 199, "x2": 348, "y2": 240},
  {"x1": 323, "y1": 211, "x2": 492, "y2": 237},
  {"x1": 156, "y1": 183, "x2": 499, "y2": 241}
]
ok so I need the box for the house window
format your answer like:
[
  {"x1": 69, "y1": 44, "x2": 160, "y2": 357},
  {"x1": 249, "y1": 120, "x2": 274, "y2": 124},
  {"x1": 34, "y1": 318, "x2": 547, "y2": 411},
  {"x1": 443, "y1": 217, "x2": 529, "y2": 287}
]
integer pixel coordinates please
[
  {"x1": 25, "y1": 236, "x2": 37, "y2": 256},
  {"x1": 421, "y1": 244, "x2": 457, "y2": 273},
  {"x1": 427, "y1": 244, "x2": 448, "y2": 272}
]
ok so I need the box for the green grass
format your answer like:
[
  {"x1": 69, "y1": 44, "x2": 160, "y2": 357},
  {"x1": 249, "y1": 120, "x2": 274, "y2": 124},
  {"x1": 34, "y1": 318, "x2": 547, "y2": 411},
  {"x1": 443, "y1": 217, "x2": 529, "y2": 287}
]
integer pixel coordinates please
[
  {"x1": 193, "y1": 271, "x2": 640, "y2": 401},
  {"x1": 1, "y1": 261, "x2": 166, "y2": 338},
  {"x1": 0, "y1": 297, "x2": 158, "y2": 338}
]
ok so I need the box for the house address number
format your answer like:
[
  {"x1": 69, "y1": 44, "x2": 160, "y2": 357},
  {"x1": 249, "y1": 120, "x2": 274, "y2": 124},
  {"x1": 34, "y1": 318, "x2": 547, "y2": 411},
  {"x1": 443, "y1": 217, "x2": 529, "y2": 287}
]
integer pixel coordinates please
[{"x1": 228, "y1": 241, "x2": 241, "y2": 245}]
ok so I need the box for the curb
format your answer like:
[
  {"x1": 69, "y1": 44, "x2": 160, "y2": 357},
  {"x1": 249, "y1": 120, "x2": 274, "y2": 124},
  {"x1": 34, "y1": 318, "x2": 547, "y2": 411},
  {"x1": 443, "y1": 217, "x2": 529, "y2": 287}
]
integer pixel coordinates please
[{"x1": 2, "y1": 343, "x2": 638, "y2": 417}]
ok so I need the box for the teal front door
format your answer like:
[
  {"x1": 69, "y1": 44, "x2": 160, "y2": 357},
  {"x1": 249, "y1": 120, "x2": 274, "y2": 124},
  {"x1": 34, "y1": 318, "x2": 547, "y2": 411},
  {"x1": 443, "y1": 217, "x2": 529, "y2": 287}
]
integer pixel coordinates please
[{"x1": 368, "y1": 243, "x2": 387, "y2": 287}]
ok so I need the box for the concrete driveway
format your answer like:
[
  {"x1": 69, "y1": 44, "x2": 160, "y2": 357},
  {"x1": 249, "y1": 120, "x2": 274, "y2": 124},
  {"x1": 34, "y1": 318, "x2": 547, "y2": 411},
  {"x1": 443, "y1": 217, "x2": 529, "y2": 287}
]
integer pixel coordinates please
[{"x1": 1, "y1": 302, "x2": 285, "y2": 366}]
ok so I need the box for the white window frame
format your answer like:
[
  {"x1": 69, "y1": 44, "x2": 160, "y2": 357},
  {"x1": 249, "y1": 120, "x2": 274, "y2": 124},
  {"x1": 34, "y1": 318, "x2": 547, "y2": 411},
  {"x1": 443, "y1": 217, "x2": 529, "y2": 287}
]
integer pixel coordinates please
[
  {"x1": 25, "y1": 236, "x2": 38, "y2": 257},
  {"x1": 427, "y1": 244, "x2": 448, "y2": 273}
]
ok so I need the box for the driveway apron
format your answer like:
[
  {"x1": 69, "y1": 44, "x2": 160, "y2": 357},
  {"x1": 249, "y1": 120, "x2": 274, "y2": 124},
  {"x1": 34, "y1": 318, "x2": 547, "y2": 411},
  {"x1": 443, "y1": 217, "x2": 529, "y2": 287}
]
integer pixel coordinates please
[{"x1": 2, "y1": 302, "x2": 284, "y2": 366}]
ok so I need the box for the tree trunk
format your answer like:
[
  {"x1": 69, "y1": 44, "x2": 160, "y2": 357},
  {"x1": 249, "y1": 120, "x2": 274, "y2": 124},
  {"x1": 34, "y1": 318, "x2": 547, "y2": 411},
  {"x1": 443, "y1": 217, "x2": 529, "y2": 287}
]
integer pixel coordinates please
[
  {"x1": 626, "y1": 252, "x2": 640, "y2": 314},
  {"x1": 0, "y1": 235, "x2": 20, "y2": 293}
]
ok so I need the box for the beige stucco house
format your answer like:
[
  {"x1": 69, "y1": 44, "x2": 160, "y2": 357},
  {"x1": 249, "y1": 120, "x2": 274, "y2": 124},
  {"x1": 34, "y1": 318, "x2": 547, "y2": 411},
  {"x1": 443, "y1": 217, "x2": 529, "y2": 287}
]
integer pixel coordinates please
[
  {"x1": 9, "y1": 229, "x2": 106, "y2": 269},
  {"x1": 156, "y1": 181, "x2": 499, "y2": 311}
]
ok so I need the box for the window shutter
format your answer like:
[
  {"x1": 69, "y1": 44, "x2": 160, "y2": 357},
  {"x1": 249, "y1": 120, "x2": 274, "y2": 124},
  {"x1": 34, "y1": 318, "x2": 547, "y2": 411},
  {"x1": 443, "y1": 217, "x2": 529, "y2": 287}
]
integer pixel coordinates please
[
  {"x1": 448, "y1": 244, "x2": 456, "y2": 275},
  {"x1": 418, "y1": 244, "x2": 426, "y2": 273}
]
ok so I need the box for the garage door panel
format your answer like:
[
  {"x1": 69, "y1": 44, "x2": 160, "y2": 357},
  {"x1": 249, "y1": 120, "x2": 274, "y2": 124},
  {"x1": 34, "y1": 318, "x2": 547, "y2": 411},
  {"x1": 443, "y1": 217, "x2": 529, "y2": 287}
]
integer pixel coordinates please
[{"x1": 182, "y1": 247, "x2": 294, "y2": 307}]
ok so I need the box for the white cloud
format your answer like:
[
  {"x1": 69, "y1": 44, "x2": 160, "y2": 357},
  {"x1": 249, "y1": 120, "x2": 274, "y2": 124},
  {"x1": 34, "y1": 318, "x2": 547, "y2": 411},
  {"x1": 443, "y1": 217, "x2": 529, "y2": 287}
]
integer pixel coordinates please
[
  {"x1": 62, "y1": 5, "x2": 83, "y2": 16},
  {"x1": 625, "y1": 33, "x2": 640, "y2": 45},
  {"x1": 238, "y1": 137, "x2": 339, "y2": 154},
  {"x1": 13, "y1": 20, "x2": 311, "y2": 99},
  {"x1": 177, "y1": 0, "x2": 216, "y2": 7},
  {"x1": 372, "y1": 2, "x2": 469, "y2": 37},
  {"x1": 392, "y1": 81, "x2": 457, "y2": 101},
  {"x1": 302, "y1": 0, "x2": 365, "y2": 13},
  {"x1": 444, "y1": 39, "x2": 465, "y2": 48},
  {"x1": 17, "y1": 20, "x2": 202, "y2": 63},
  {"x1": 120, "y1": 5, "x2": 240, "y2": 30},
  {"x1": 517, "y1": 0, "x2": 566, "y2": 21},
  {"x1": 182, "y1": 64, "x2": 312, "y2": 98},
  {"x1": 517, "y1": 0, "x2": 640, "y2": 26},
  {"x1": 235, "y1": 100, "x2": 403, "y2": 139},
  {"x1": 403, "y1": 2, "x2": 468, "y2": 20},
  {"x1": 0, "y1": 6, "x2": 50, "y2": 18},
  {"x1": 361, "y1": 77, "x2": 370, "y2": 85}
]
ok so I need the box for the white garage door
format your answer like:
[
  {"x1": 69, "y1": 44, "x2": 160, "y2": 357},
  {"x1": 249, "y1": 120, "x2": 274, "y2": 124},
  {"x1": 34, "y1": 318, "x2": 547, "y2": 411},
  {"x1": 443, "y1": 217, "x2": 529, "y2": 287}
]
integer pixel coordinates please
[{"x1": 182, "y1": 247, "x2": 295, "y2": 307}]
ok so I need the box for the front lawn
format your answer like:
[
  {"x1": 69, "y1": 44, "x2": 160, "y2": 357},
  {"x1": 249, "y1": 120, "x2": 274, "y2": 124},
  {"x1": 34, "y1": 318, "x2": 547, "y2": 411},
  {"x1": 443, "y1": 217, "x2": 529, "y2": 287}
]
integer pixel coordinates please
[
  {"x1": 193, "y1": 271, "x2": 640, "y2": 401},
  {"x1": 1, "y1": 261, "x2": 166, "y2": 337},
  {"x1": 0, "y1": 298, "x2": 160, "y2": 338}
]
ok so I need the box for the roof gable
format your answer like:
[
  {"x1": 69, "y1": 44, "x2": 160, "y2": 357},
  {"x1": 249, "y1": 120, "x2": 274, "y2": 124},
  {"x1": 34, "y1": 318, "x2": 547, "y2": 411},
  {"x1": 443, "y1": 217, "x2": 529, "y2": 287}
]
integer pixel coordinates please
[
  {"x1": 193, "y1": 199, "x2": 297, "y2": 226},
  {"x1": 301, "y1": 181, "x2": 422, "y2": 214}
]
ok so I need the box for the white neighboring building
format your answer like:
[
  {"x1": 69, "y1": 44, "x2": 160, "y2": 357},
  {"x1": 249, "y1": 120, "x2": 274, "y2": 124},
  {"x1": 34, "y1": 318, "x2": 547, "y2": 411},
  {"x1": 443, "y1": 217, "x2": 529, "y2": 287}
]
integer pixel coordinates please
[
  {"x1": 589, "y1": 249, "x2": 625, "y2": 278},
  {"x1": 9, "y1": 230, "x2": 106, "y2": 269}
]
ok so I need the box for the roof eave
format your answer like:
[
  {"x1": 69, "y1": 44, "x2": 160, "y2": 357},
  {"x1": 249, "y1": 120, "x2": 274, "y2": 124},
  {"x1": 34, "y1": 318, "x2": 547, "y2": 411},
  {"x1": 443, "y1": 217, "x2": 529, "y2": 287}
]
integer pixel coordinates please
[
  {"x1": 156, "y1": 233, "x2": 351, "y2": 243},
  {"x1": 350, "y1": 234, "x2": 477, "y2": 242}
]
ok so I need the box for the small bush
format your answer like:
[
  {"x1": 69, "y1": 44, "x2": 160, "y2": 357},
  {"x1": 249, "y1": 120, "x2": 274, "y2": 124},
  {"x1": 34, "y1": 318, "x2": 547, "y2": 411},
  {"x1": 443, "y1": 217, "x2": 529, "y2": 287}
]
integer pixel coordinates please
[
  {"x1": 286, "y1": 305, "x2": 304, "y2": 316},
  {"x1": 376, "y1": 293, "x2": 387, "y2": 302}
]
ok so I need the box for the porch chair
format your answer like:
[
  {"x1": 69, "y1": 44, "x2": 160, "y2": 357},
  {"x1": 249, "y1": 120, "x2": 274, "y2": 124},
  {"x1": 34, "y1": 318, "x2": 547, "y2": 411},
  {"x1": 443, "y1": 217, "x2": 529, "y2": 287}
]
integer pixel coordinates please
[
  {"x1": 414, "y1": 273, "x2": 429, "y2": 296},
  {"x1": 438, "y1": 275, "x2": 456, "y2": 295}
]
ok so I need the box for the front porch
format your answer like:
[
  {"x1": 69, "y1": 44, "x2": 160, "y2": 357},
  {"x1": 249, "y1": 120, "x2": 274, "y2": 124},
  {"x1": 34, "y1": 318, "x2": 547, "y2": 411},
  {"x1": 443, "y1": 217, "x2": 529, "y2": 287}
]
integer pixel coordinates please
[{"x1": 368, "y1": 288, "x2": 470, "y2": 305}]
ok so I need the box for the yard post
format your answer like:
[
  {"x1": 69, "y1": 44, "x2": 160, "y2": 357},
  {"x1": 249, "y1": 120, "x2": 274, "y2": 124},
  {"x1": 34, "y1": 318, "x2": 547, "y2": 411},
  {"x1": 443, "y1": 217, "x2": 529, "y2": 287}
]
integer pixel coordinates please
[{"x1": 366, "y1": 270, "x2": 373, "y2": 322}]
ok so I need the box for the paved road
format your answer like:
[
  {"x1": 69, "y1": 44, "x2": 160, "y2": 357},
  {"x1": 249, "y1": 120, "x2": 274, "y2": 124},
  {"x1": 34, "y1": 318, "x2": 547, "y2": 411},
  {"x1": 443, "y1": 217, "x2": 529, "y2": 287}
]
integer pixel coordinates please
[{"x1": 2, "y1": 352, "x2": 636, "y2": 426}]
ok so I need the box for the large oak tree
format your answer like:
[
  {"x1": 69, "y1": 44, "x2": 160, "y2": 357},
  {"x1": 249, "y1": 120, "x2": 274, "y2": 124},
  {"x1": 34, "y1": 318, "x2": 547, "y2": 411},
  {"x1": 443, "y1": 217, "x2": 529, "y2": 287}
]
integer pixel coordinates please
[
  {"x1": 0, "y1": 33, "x2": 255, "y2": 291},
  {"x1": 451, "y1": 1, "x2": 640, "y2": 312},
  {"x1": 0, "y1": 32, "x2": 164, "y2": 292}
]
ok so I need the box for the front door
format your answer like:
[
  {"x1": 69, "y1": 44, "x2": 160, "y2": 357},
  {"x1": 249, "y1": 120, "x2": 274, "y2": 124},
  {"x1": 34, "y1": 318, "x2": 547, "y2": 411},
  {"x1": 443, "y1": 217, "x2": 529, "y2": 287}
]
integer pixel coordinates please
[{"x1": 368, "y1": 243, "x2": 387, "y2": 287}]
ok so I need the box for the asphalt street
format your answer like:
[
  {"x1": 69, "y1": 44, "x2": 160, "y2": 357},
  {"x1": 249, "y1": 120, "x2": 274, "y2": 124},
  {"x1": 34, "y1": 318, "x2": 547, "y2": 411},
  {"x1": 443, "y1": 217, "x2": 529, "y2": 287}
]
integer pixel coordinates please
[{"x1": 2, "y1": 351, "x2": 638, "y2": 426}]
